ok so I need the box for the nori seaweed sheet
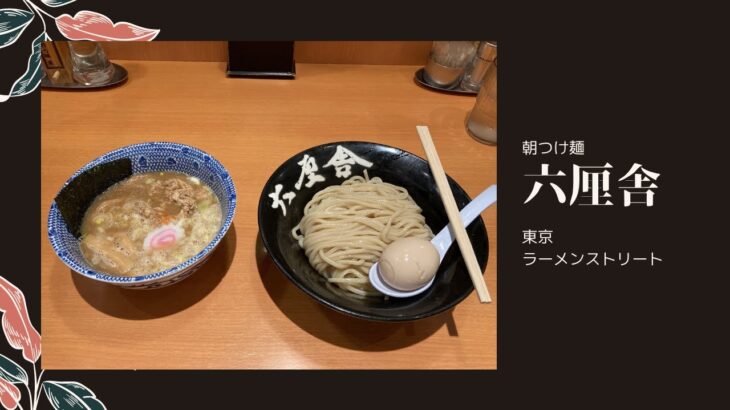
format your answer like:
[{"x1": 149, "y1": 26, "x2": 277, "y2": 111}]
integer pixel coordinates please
[{"x1": 54, "y1": 158, "x2": 133, "y2": 238}]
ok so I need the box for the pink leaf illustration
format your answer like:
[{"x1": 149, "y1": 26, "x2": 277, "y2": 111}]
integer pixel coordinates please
[
  {"x1": 0, "y1": 378, "x2": 20, "y2": 410},
  {"x1": 55, "y1": 10, "x2": 159, "y2": 41},
  {"x1": 0, "y1": 277, "x2": 41, "y2": 363}
]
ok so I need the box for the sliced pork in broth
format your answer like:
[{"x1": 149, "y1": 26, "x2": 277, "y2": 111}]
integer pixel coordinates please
[{"x1": 80, "y1": 171, "x2": 222, "y2": 276}]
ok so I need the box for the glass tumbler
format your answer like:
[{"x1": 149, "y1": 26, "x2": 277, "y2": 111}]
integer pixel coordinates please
[
  {"x1": 423, "y1": 41, "x2": 477, "y2": 88},
  {"x1": 466, "y1": 59, "x2": 497, "y2": 144},
  {"x1": 68, "y1": 41, "x2": 115, "y2": 86}
]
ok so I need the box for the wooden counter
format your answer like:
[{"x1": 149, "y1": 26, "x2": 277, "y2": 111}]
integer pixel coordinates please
[{"x1": 40, "y1": 61, "x2": 497, "y2": 369}]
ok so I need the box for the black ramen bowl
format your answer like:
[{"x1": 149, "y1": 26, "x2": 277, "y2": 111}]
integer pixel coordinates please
[{"x1": 258, "y1": 141, "x2": 488, "y2": 321}]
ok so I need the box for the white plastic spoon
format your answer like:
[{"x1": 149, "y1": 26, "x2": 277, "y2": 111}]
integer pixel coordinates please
[{"x1": 369, "y1": 184, "x2": 497, "y2": 297}]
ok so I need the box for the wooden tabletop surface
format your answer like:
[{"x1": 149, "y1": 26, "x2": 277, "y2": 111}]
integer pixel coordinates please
[{"x1": 40, "y1": 61, "x2": 497, "y2": 369}]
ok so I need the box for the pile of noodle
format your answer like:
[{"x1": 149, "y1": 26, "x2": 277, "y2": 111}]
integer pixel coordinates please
[{"x1": 292, "y1": 172, "x2": 432, "y2": 296}]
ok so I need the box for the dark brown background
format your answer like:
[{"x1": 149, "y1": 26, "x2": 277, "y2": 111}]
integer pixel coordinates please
[{"x1": 103, "y1": 41, "x2": 433, "y2": 64}]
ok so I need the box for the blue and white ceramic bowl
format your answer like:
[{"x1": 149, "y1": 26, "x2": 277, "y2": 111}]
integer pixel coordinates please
[{"x1": 48, "y1": 142, "x2": 237, "y2": 289}]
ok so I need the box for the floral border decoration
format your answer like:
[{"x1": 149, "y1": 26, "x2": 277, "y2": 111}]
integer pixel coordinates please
[
  {"x1": 0, "y1": 0, "x2": 160, "y2": 103},
  {"x1": 1, "y1": 276, "x2": 106, "y2": 410}
]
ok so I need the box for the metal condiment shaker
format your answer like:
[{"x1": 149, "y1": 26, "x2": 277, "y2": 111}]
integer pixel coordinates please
[{"x1": 460, "y1": 41, "x2": 497, "y2": 92}]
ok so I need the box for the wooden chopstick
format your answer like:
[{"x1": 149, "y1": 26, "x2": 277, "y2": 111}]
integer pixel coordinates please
[{"x1": 416, "y1": 126, "x2": 491, "y2": 303}]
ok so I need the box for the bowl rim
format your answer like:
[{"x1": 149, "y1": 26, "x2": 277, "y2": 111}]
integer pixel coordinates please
[
  {"x1": 257, "y1": 140, "x2": 488, "y2": 322},
  {"x1": 47, "y1": 141, "x2": 237, "y2": 285}
]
